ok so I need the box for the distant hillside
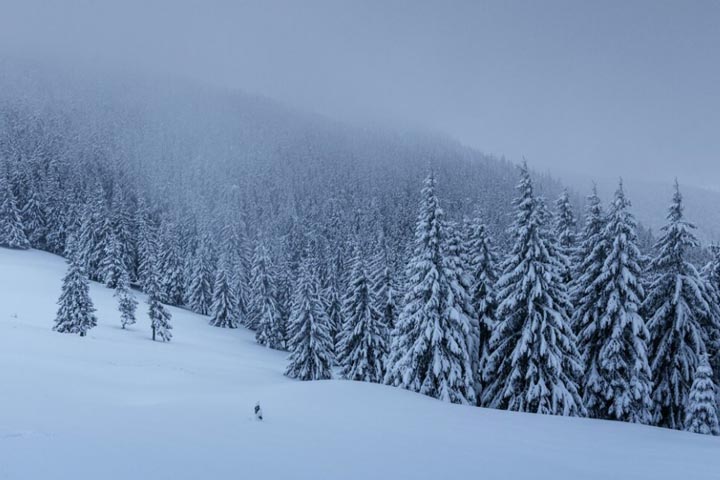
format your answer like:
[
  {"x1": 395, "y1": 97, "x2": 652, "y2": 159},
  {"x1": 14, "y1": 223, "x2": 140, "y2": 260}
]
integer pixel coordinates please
[{"x1": 559, "y1": 172, "x2": 720, "y2": 244}]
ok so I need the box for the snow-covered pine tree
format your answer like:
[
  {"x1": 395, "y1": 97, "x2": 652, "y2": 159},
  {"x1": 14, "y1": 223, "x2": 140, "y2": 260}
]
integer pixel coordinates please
[
  {"x1": 322, "y1": 272, "x2": 343, "y2": 358},
  {"x1": 0, "y1": 168, "x2": 30, "y2": 249},
  {"x1": 337, "y1": 247, "x2": 388, "y2": 382},
  {"x1": 443, "y1": 220, "x2": 480, "y2": 392},
  {"x1": 684, "y1": 355, "x2": 720, "y2": 436},
  {"x1": 482, "y1": 163, "x2": 585, "y2": 416},
  {"x1": 20, "y1": 178, "x2": 47, "y2": 249},
  {"x1": 571, "y1": 184, "x2": 607, "y2": 332},
  {"x1": 185, "y1": 237, "x2": 213, "y2": 315},
  {"x1": 369, "y1": 240, "x2": 398, "y2": 344},
  {"x1": 250, "y1": 243, "x2": 284, "y2": 349},
  {"x1": 221, "y1": 218, "x2": 252, "y2": 324},
  {"x1": 702, "y1": 245, "x2": 720, "y2": 387},
  {"x1": 285, "y1": 258, "x2": 334, "y2": 380},
  {"x1": 384, "y1": 172, "x2": 477, "y2": 404},
  {"x1": 645, "y1": 181, "x2": 720, "y2": 429},
  {"x1": 145, "y1": 231, "x2": 172, "y2": 342},
  {"x1": 554, "y1": 189, "x2": 576, "y2": 286},
  {"x1": 115, "y1": 267, "x2": 138, "y2": 329},
  {"x1": 576, "y1": 180, "x2": 653, "y2": 423},
  {"x1": 159, "y1": 221, "x2": 185, "y2": 306},
  {"x1": 98, "y1": 232, "x2": 125, "y2": 288},
  {"x1": 135, "y1": 197, "x2": 155, "y2": 290},
  {"x1": 109, "y1": 187, "x2": 134, "y2": 278},
  {"x1": 209, "y1": 255, "x2": 239, "y2": 328},
  {"x1": 53, "y1": 237, "x2": 97, "y2": 336},
  {"x1": 463, "y1": 214, "x2": 499, "y2": 396}
]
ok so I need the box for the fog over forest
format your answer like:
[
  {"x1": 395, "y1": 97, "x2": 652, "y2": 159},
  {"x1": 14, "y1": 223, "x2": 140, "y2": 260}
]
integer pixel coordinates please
[{"x1": 1, "y1": 3, "x2": 719, "y2": 479}]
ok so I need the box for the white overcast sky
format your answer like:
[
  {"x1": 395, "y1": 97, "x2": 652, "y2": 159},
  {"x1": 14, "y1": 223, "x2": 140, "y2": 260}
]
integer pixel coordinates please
[{"x1": 1, "y1": 0, "x2": 718, "y2": 189}]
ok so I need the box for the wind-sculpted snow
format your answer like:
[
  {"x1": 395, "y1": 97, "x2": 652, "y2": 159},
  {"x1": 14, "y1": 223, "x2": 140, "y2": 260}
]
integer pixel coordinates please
[{"x1": 0, "y1": 247, "x2": 718, "y2": 479}]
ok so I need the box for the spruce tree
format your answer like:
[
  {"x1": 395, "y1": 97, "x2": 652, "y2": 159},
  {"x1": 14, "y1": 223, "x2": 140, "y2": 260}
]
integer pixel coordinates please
[
  {"x1": 684, "y1": 355, "x2": 720, "y2": 436},
  {"x1": 186, "y1": 238, "x2": 213, "y2": 315},
  {"x1": 0, "y1": 168, "x2": 30, "y2": 249},
  {"x1": 209, "y1": 255, "x2": 239, "y2": 328},
  {"x1": 159, "y1": 221, "x2": 185, "y2": 306},
  {"x1": 645, "y1": 181, "x2": 720, "y2": 429},
  {"x1": 115, "y1": 268, "x2": 138, "y2": 329},
  {"x1": 554, "y1": 189, "x2": 576, "y2": 285},
  {"x1": 571, "y1": 184, "x2": 607, "y2": 332},
  {"x1": 20, "y1": 179, "x2": 47, "y2": 249},
  {"x1": 369, "y1": 243, "x2": 398, "y2": 344},
  {"x1": 285, "y1": 259, "x2": 334, "y2": 381},
  {"x1": 53, "y1": 239, "x2": 97, "y2": 336},
  {"x1": 250, "y1": 243, "x2": 284, "y2": 348},
  {"x1": 323, "y1": 274, "x2": 343, "y2": 358},
  {"x1": 482, "y1": 164, "x2": 585, "y2": 416},
  {"x1": 384, "y1": 173, "x2": 477, "y2": 404},
  {"x1": 98, "y1": 232, "x2": 125, "y2": 288},
  {"x1": 146, "y1": 233, "x2": 172, "y2": 342},
  {"x1": 576, "y1": 181, "x2": 652, "y2": 423},
  {"x1": 464, "y1": 214, "x2": 498, "y2": 394},
  {"x1": 337, "y1": 248, "x2": 388, "y2": 382}
]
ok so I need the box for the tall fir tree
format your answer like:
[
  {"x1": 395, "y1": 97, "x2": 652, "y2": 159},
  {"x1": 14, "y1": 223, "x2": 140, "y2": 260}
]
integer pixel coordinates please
[
  {"x1": 384, "y1": 173, "x2": 477, "y2": 404},
  {"x1": 285, "y1": 258, "x2": 334, "y2": 380},
  {"x1": 575, "y1": 181, "x2": 653, "y2": 423},
  {"x1": 146, "y1": 231, "x2": 172, "y2": 342},
  {"x1": 20, "y1": 178, "x2": 47, "y2": 249},
  {"x1": 369, "y1": 242, "x2": 398, "y2": 346},
  {"x1": 250, "y1": 243, "x2": 284, "y2": 349},
  {"x1": 185, "y1": 238, "x2": 213, "y2": 315},
  {"x1": 0, "y1": 168, "x2": 30, "y2": 249},
  {"x1": 464, "y1": 214, "x2": 499, "y2": 396},
  {"x1": 209, "y1": 255, "x2": 240, "y2": 328},
  {"x1": 98, "y1": 232, "x2": 125, "y2": 288},
  {"x1": 554, "y1": 189, "x2": 576, "y2": 286},
  {"x1": 159, "y1": 221, "x2": 185, "y2": 306},
  {"x1": 337, "y1": 247, "x2": 388, "y2": 382},
  {"x1": 645, "y1": 181, "x2": 720, "y2": 429},
  {"x1": 115, "y1": 267, "x2": 138, "y2": 329},
  {"x1": 53, "y1": 237, "x2": 97, "y2": 336},
  {"x1": 571, "y1": 184, "x2": 607, "y2": 332},
  {"x1": 684, "y1": 355, "x2": 720, "y2": 436},
  {"x1": 482, "y1": 164, "x2": 585, "y2": 416}
]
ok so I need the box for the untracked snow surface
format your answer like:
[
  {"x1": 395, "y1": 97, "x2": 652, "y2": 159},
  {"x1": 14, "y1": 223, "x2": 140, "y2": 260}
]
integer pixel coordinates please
[{"x1": 0, "y1": 248, "x2": 717, "y2": 479}]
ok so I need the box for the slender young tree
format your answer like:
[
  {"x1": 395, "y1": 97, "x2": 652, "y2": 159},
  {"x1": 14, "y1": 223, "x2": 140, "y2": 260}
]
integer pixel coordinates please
[
  {"x1": 0, "y1": 168, "x2": 30, "y2": 249},
  {"x1": 684, "y1": 355, "x2": 720, "y2": 436},
  {"x1": 464, "y1": 214, "x2": 499, "y2": 395},
  {"x1": 250, "y1": 243, "x2": 284, "y2": 349},
  {"x1": 554, "y1": 189, "x2": 576, "y2": 286},
  {"x1": 645, "y1": 181, "x2": 720, "y2": 429},
  {"x1": 20, "y1": 178, "x2": 47, "y2": 249},
  {"x1": 384, "y1": 173, "x2": 477, "y2": 405},
  {"x1": 370, "y1": 248, "x2": 398, "y2": 340},
  {"x1": 115, "y1": 267, "x2": 138, "y2": 329},
  {"x1": 571, "y1": 184, "x2": 607, "y2": 332},
  {"x1": 285, "y1": 259, "x2": 334, "y2": 380},
  {"x1": 209, "y1": 255, "x2": 240, "y2": 328},
  {"x1": 337, "y1": 248, "x2": 388, "y2": 382},
  {"x1": 186, "y1": 238, "x2": 213, "y2": 315},
  {"x1": 576, "y1": 181, "x2": 653, "y2": 423},
  {"x1": 482, "y1": 164, "x2": 585, "y2": 416},
  {"x1": 53, "y1": 238, "x2": 97, "y2": 336},
  {"x1": 146, "y1": 232, "x2": 172, "y2": 342},
  {"x1": 98, "y1": 232, "x2": 125, "y2": 288}
]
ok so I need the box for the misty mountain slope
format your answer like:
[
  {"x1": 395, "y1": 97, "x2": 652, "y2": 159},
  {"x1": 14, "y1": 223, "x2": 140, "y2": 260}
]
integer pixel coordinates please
[
  {"x1": 0, "y1": 58, "x2": 566, "y2": 254},
  {"x1": 0, "y1": 247, "x2": 718, "y2": 480}
]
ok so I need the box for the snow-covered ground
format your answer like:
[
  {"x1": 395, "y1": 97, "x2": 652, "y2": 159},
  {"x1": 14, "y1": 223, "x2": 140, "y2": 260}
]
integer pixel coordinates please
[{"x1": 0, "y1": 248, "x2": 717, "y2": 480}]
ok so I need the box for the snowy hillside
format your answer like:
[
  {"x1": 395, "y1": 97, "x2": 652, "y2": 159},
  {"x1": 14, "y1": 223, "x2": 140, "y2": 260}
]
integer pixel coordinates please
[{"x1": 0, "y1": 247, "x2": 717, "y2": 480}]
